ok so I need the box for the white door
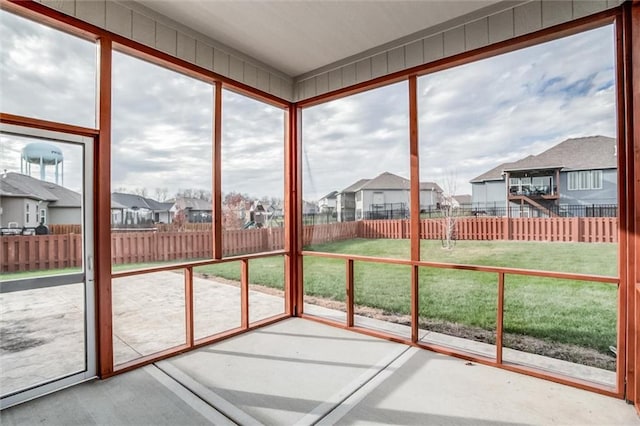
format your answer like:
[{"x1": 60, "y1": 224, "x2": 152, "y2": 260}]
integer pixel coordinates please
[{"x1": 0, "y1": 124, "x2": 95, "y2": 409}]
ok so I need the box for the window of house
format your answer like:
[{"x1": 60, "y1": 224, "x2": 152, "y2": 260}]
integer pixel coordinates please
[
  {"x1": 25, "y1": 203, "x2": 30, "y2": 223},
  {"x1": 40, "y1": 209, "x2": 46, "y2": 224},
  {"x1": 568, "y1": 170, "x2": 602, "y2": 190},
  {"x1": 591, "y1": 170, "x2": 603, "y2": 189}
]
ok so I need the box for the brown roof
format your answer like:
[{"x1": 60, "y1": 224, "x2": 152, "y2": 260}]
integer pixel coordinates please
[{"x1": 470, "y1": 136, "x2": 616, "y2": 183}]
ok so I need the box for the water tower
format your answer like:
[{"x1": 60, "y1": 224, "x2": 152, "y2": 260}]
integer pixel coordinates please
[{"x1": 21, "y1": 142, "x2": 64, "y2": 185}]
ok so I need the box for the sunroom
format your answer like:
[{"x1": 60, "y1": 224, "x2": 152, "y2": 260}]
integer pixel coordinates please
[{"x1": 0, "y1": 0, "x2": 639, "y2": 424}]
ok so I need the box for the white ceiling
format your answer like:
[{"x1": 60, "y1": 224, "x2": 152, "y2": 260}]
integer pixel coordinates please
[{"x1": 135, "y1": 1, "x2": 505, "y2": 77}]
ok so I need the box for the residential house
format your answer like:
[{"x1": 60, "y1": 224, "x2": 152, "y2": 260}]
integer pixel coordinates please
[
  {"x1": 0, "y1": 172, "x2": 81, "y2": 228},
  {"x1": 111, "y1": 192, "x2": 174, "y2": 226},
  {"x1": 318, "y1": 191, "x2": 338, "y2": 213},
  {"x1": 470, "y1": 136, "x2": 617, "y2": 217},
  {"x1": 171, "y1": 197, "x2": 213, "y2": 223},
  {"x1": 336, "y1": 172, "x2": 442, "y2": 221}
]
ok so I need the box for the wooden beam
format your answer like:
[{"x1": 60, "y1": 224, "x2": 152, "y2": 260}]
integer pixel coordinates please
[
  {"x1": 96, "y1": 36, "x2": 113, "y2": 377},
  {"x1": 213, "y1": 84, "x2": 223, "y2": 259}
]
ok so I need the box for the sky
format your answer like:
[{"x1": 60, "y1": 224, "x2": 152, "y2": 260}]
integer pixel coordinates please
[
  {"x1": 1, "y1": 9, "x2": 616, "y2": 202},
  {"x1": 303, "y1": 24, "x2": 616, "y2": 199}
]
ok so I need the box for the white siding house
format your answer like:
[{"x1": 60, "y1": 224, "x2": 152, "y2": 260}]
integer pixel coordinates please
[{"x1": 337, "y1": 172, "x2": 442, "y2": 221}]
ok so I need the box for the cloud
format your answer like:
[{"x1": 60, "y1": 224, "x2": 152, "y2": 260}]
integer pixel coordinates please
[
  {"x1": 2, "y1": 9, "x2": 616, "y2": 206},
  {"x1": 0, "y1": 11, "x2": 96, "y2": 128},
  {"x1": 415, "y1": 24, "x2": 616, "y2": 194}
]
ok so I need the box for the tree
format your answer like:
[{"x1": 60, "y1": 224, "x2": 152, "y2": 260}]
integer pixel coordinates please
[
  {"x1": 154, "y1": 187, "x2": 169, "y2": 202},
  {"x1": 222, "y1": 192, "x2": 251, "y2": 229},
  {"x1": 440, "y1": 172, "x2": 458, "y2": 250},
  {"x1": 133, "y1": 187, "x2": 148, "y2": 197}
]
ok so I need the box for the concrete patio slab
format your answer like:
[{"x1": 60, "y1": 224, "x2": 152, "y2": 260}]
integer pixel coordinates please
[
  {"x1": 319, "y1": 346, "x2": 637, "y2": 426},
  {"x1": 0, "y1": 365, "x2": 232, "y2": 426},
  {"x1": 159, "y1": 318, "x2": 408, "y2": 425},
  {"x1": 2, "y1": 317, "x2": 636, "y2": 425}
]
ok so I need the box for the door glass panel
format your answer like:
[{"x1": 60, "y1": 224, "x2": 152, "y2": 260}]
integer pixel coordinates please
[{"x1": 0, "y1": 127, "x2": 93, "y2": 403}]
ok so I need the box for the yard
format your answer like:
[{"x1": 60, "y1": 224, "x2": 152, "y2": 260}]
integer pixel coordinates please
[
  {"x1": 1, "y1": 238, "x2": 618, "y2": 369},
  {"x1": 196, "y1": 239, "x2": 618, "y2": 368}
]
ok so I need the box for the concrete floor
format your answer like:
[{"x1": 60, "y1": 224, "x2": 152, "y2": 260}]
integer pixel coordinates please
[{"x1": 1, "y1": 318, "x2": 638, "y2": 425}]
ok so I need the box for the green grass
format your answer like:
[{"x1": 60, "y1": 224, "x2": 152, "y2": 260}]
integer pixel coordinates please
[{"x1": 3, "y1": 239, "x2": 617, "y2": 356}]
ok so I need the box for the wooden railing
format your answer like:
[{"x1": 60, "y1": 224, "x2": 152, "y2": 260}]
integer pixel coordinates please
[{"x1": 1, "y1": 217, "x2": 618, "y2": 272}]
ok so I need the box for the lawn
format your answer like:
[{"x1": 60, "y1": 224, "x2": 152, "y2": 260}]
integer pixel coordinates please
[
  {"x1": 303, "y1": 239, "x2": 618, "y2": 357},
  {"x1": 2, "y1": 238, "x2": 618, "y2": 361}
]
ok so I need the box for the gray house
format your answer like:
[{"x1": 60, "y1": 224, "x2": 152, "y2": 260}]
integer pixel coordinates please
[
  {"x1": 111, "y1": 192, "x2": 174, "y2": 226},
  {"x1": 171, "y1": 197, "x2": 213, "y2": 223},
  {"x1": 470, "y1": 136, "x2": 617, "y2": 217},
  {"x1": 0, "y1": 172, "x2": 81, "y2": 228},
  {"x1": 336, "y1": 172, "x2": 442, "y2": 221}
]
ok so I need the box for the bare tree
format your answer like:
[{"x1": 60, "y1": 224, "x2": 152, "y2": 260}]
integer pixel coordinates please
[
  {"x1": 440, "y1": 172, "x2": 458, "y2": 250},
  {"x1": 133, "y1": 187, "x2": 148, "y2": 197},
  {"x1": 154, "y1": 187, "x2": 169, "y2": 202}
]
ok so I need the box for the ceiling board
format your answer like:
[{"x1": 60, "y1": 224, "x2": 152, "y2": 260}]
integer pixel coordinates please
[{"x1": 135, "y1": 1, "x2": 504, "y2": 77}]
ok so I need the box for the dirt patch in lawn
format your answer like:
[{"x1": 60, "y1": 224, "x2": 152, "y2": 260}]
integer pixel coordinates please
[
  {"x1": 198, "y1": 275, "x2": 616, "y2": 372},
  {"x1": 304, "y1": 294, "x2": 616, "y2": 372}
]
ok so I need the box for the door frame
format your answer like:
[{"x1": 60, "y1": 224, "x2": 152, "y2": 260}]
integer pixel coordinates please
[{"x1": 0, "y1": 123, "x2": 96, "y2": 409}]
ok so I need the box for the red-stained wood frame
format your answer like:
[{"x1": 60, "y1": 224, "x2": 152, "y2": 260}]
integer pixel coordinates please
[
  {"x1": 626, "y1": 0, "x2": 640, "y2": 413},
  {"x1": 0, "y1": 0, "x2": 638, "y2": 410}
]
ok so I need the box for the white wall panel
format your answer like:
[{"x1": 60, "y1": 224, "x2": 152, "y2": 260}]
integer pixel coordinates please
[
  {"x1": 213, "y1": 49, "x2": 230, "y2": 77},
  {"x1": 257, "y1": 69, "x2": 270, "y2": 93},
  {"x1": 443, "y1": 26, "x2": 465, "y2": 57},
  {"x1": 36, "y1": 0, "x2": 293, "y2": 100},
  {"x1": 155, "y1": 23, "x2": 177, "y2": 56},
  {"x1": 316, "y1": 73, "x2": 329, "y2": 94},
  {"x1": 40, "y1": 0, "x2": 75, "y2": 15},
  {"x1": 371, "y1": 52, "x2": 388, "y2": 78},
  {"x1": 106, "y1": 2, "x2": 131, "y2": 38},
  {"x1": 387, "y1": 46, "x2": 405, "y2": 73},
  {"x1": 573, "y1": 0, "x2": 607, "y2": 18},
  {"x1": 488, "y1": 9, "x2": 514, "y2": 44},
  {"x1": 177, "y1": 33, "x2": 196, "y2": 63},
  {"x1": 423, "y1": 33, "x2": 444, "y2": 63},
  {"x1": 355, "y1": 58, "x2": 372, "y2": 83},
  {"x1": 131, "y1": 11, "x2": 155, "y2": 47},
  {"x1": 405, "y1": 40, "x2": 424, "y2": 68},
  {"x1": 195, "y1": 40, "x2": 213, "y2": 70},
  {"x1": 514, "y1": 1, "x2": 542, "y2": 36},
  {"x1": 328, "y1": 69, "x2": 342, "y2": 91},
  {"x1": 465, "y1": 18, "x2": 489, "y2": 51},
  {"x1": 229, "y1": 56, "x2": 243, "y2": 81},
  {"x1": 76, "y1": 0, "x2": 105, "y2": 28},
  {"x1": 244, "y1": 63, "x2": 257, "y2": 87},
  {"x1": 342, "y1": 63, "x2": 356, "y2": 87},
  {"x1": 542, "y1": 1, "x2": 572, "y2": 28},
  {"x1": 303, "y1": 78, "x2": 316, "y2": 99}
]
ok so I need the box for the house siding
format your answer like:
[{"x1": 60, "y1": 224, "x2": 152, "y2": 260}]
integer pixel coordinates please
[
  {"x1": 0, "y1": 198, "x2": 27, "y2": 227},
  {"x1": 36, "y1": 0, "x2": 294, "y2": 100},
  {"x1": 471, "y1": 180, "x2": 506, "y2": 209},
  {"x1": 559, "y1": 169, "x2": 618, "y2": 206},
  {"x1": 294, "y1": 0, "x2": 624, "y2": 101},
  {"x1": 48, "y1": 207, "x2": 82, "y2": 225},
  {"x1": 419, "y1": 189, "x2": 440, "y2": 210}
]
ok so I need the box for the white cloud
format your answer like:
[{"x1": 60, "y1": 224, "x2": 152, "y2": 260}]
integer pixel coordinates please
[{"x1": 1, "y1": 10, "x2": 617, "y2": 205}]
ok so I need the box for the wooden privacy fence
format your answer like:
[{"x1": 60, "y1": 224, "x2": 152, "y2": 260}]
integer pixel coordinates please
[
  {"x1": 1, "y1": 217, "x2": 618, "y2": 272},
  {"x1": 1, "y1": 234, "x2": 83, "y2": 272},
  {"x1": 303, "y1": 222, "x2": 360, "y2": 245}
]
